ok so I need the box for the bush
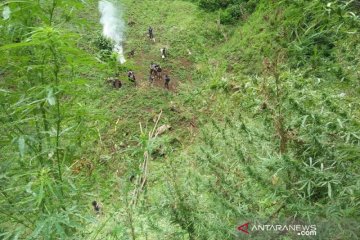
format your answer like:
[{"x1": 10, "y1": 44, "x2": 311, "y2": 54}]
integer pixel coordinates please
[
  {"x1": 196, "y1": 0, "x2": 259, "y2": 24},
  {"x1": 94, "y1": 34, "x2": 113, "y2": 51},
  {"x1": 220, "y1": 4, "x2": 243, "y2": 24},
  {"x1": 93, "y1": 34, "x2": 113, "y2": 61},
  {"x1": 198, "y1": 0, "x2": 233, "y2": 11}
]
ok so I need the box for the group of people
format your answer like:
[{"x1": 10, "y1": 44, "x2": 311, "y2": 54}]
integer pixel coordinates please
[
  {"x1": 107, "y1": 26, "x2": 171, "y2": 90},
  {"x1": 148, "y1": 26, "x2": 171, "y2": 89},
  {"x1": 149, "y1": 62, "x2": 170, "y2": 89}
]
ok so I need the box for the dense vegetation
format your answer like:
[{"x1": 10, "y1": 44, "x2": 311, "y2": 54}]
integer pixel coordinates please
[{"x1": 0, "y1": 0, "x2": 359, "y2": 239}]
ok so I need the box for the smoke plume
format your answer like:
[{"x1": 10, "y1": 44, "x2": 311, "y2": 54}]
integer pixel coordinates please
[
  {"x1": 2, "y1": 6, "x2": 11, "y2": 20},
  {"x1": 98, "y1": 0, "x2": 126, "y2": 64}
]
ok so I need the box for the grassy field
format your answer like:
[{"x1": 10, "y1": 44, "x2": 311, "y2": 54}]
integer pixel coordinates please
[
  {"x1": 1, "y1": 0, "x2": 359, "y2": 239},
  {"x1": 68, "y1": 1, "x2": 223, "y2": 238}
]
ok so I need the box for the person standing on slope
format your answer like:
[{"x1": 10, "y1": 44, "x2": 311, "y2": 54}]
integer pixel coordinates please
[
  {"x1": 128, "y1": 70, "x2": 136, "y2": 86},
  {"x1": 160, "y1": 48, "x2": 167, "y2": 59},
  {"x1": 148, "y1": 26, "x2": 154, "y2": 41},
  {"x1": 164, "y1": 74, "x2": 170, "y2": 89}
]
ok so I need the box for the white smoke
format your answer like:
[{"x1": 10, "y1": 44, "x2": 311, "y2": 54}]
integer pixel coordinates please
[
  {"x1": 2, "y1": 6, "x2": 11, "y2": 20},
  {"x1": 98, "y1": 0, "x2": 126, "y2": 64}
]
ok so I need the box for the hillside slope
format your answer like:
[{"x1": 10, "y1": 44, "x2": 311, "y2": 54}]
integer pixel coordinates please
[{"x1": 0, "y1": 0, "x2": 359, "y2": 239}]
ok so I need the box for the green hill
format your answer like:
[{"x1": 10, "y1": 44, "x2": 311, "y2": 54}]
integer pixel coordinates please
[{"x1": 0, "y1": 0, "x2": 359, "y2": 239}]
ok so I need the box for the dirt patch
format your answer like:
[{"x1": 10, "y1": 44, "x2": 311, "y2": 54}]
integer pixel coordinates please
[{"x1": 122, "y1": 38, "x2": 195, "y2": 92}]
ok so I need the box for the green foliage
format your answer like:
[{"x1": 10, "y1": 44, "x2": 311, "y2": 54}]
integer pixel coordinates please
[
  {"x1": 1, "y1": 0, "x2": 359, "y2": 239},
  {"x1": 93, "y1": 34, "x2": 113, "y2": 60},
  {"x1": 193, "y1": 0, "x2": 259, "y2": 24},
  {"x1": 198, "y1": 0, "x2": 233, "y2": 11},
  {"x1": 0, "y1": 0, "x2": 101, "y2": 238}
]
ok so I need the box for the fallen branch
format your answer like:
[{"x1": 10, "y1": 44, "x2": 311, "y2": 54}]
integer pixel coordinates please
[{"x1": 131, "y1": 110, "x2": 162, "y2": 206}]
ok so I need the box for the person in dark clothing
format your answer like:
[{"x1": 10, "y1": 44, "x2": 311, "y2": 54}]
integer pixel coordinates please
[
  {"x1": 149, "y1": 74, "x2": 155, "y2": 83},
  {"x1": 128, "y1": 70, "x2": 136, "y2": 85},
  {"x1": 92, "y1": 201, "x2": 101, "y2": 214},
  {"x1": 150, "y1": 62, "x2": 156, "y2": 75},
  {"x1": 164, "y1": 75, "x2": 170, "y2": 89},
  {"x1": 150, "y1": 62, "x2": 161, "y2": 77},
  {"x1": 113, "y1": 78, "x2": 122, "y2": 89},
  {"x1": 128, "y1": 49, "x2": 135, "y2": 58},
  {"x1": 156, "y1": 66, "x2": 162, "y2": 80},
  {"x1": 160, "y1": 48, "x2": 166, "y2": 59},
  {"x1": 106, "y1": 76, "x2": 122, "y2": 90},
  {"x1": 148, "y1": 26, "x2": 154, "y2": 40}
]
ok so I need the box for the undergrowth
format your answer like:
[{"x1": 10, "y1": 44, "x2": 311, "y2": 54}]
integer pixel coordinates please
[{"x1": 0, "y1": 0, "x2": 359, "y2": 239}]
